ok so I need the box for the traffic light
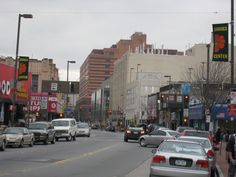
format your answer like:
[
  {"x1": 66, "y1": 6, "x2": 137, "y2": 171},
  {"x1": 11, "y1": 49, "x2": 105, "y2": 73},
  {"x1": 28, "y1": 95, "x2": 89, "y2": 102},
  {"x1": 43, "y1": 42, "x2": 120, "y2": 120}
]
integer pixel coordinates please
[
  {"x1": 183, "y1": 95, "x2": 189, "y2": 108},
  {"x1": 183, "y1": 117, "x2": 188, "y2": 125}
]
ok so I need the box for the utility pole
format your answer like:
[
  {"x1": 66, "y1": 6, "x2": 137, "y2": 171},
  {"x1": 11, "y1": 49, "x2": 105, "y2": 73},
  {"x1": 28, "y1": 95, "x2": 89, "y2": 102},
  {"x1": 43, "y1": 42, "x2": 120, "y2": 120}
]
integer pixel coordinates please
[{"x1": 231, "y1": 0, "x2": 234, "y2": 85}]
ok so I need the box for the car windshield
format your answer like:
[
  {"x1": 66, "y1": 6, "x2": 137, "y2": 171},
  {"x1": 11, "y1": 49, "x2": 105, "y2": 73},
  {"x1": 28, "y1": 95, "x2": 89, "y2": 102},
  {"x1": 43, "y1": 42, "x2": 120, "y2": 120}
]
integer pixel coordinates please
[
  {"x1": 77, "y1": 123, "x2": 89, "y2": 128},
  {"x1": 4, "y1": 128, "x2": 23, "y2": 134},
  {"x1": 29, "y1": 123, "x2": 47, "y2": 130},
  {"x1": 128, "y1": 127, "x2": 143, "y2": 131},
  {"x1": 184, "y1": 131, "x2": 209, "y2": 138},
  {"x1": 159, "y1": 141, "x2": 205, "y2": 156},
  {"x1": 52, "y1": 121, "x2": 69, "y2": 127},
  {"x1": 178, "y1": 138, "x2": 211, "y2": 149}
]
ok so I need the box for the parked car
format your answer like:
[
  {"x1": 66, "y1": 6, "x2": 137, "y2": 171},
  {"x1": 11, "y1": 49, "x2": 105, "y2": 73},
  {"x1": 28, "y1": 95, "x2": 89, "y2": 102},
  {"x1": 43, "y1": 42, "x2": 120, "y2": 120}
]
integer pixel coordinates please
[
  {"x1": 105, "y1": 125, "x2": 115, "y2": 132},
  {"x1": 124, "y1": 126, "x2": 145, "y2": 142},
  {"x1": 176, "y1": 126, "x2": 194, "y2": 133},
  {"x1": 182, "y1": 129, "x2": 213, "y2": 143},
  {"x1": 3, "y1": 127, "x2": 34, "y2": 148},
  {"x1": 177, "y1": 136, "x2": 217, "y2": 176},
  {"x1": 28, "y1": 122, "x2": 56, "y2": 145},
  {"x1": 76, "y1": 122, "x2": 91, "y2": 137},
  {"x1": 150, "y1": 140, "x2": 211, "y2": 177},
  {"x1": 0, "y1": 131, "x2": 6, "y2": 151},
  {"x1": 139, "y1": 129, "x2": 180, "y2": 147},
  {"x1": 52, "y1": 118, "x2": 77, "y2": 141},
  {"x1": 91, "y1": 123, "x2": 99, "y2": 129}
]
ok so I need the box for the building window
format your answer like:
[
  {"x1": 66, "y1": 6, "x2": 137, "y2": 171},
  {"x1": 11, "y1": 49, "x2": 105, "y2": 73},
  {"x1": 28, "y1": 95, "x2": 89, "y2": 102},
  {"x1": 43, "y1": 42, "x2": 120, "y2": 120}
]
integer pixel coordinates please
[{"x1": 32, "y1": 75, "x2": 39, "y2": 93}]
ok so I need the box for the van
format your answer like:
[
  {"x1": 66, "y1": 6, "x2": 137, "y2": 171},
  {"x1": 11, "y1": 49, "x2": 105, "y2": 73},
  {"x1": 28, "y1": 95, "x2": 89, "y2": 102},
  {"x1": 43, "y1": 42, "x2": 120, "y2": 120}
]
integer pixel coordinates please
[{"x1": 52, "y1": 118, "x2": 77, "y2": 141}]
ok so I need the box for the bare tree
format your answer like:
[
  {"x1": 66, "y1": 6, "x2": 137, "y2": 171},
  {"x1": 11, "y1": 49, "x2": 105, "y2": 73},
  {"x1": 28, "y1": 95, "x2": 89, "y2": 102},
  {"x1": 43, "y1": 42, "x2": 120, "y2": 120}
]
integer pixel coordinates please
[{"x1": 182, "y1": 62, "x2": 230, "y2": 109}]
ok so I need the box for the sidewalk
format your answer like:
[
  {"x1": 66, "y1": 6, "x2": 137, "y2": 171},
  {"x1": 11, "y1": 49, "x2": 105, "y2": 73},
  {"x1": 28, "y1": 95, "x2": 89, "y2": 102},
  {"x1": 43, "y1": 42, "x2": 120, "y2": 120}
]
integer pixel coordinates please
[{"x1": 216, "y1": 141, "x2": 229, "y2": 177}]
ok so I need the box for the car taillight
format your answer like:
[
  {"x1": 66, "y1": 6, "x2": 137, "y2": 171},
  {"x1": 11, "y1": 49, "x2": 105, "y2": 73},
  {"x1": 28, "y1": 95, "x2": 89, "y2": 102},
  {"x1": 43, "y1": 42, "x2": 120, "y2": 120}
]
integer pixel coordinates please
[
  {"x1": 196, "y1": 160, "x2": 209, "y2": 168},
  {"x1": 141, "y1": 130, "x2": 145, "y2": 134},
  {"x1": 152, "y1": 155, "x2": 166, "y2": 164},
  {"x1": 207, "y1": 150, "x2": 214, "y2": 157},
  {"x1": 126, "y1": 130, "x2": 131, "y2": 134}
]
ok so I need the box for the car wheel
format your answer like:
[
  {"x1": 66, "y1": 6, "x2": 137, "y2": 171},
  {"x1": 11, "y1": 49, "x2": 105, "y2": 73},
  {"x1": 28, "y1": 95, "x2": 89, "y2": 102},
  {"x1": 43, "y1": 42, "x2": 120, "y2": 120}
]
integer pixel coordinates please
[
  {"x1": 19, "y1": 139, "x2": 24, "y2": 148},
  {"x1": 124, "y1": 137, "x2": 128, "y2": 142},
  {"x1": 87, "y1": 134, "x2": 90, "y2": 137},
  {"x1": 140, "y1": 138, "x2": 146, "y2": 147},
  {"x1": 0, "y1": 140, "x2": 5, "y2": 151},
  {"x1": 51, "y1": 136, "x2": 56, "y2": 144},
  {"x1": 66, "y1": 134, "x2": 72, "y2": 141},
  {"x1": 72, "y1": 134, "x2": 76, "y2": 141},
  {"x1": 55, "y1": 137, "x2": 59, "y2": 141},
  {"x1": 29, "y1": 139, "x2": 34, "y2": 147},
  {"x1": 211, "y1": 168, "x2": 216, "y2": 177},
  {"x1": 44, "y1": 136, "x2": 49, "y2": 145}
]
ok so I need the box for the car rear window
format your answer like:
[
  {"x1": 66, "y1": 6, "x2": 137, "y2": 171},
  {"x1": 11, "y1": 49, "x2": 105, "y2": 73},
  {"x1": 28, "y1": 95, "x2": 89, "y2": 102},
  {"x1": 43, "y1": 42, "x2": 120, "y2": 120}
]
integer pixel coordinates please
[
  {"x1": 178, "y1": 138, "x2": 211, "y2": 149},
  {"x1": 185, "y1": 131, "x2": 209, "y2": 138},
  {"x1": 129, "y1": 127, "x2": 143, "y2": 131},
  {"x1": 159, "y1": 141, "x2": 205, "y2": 156},
  {"x1": 168, "y1": 131, "x2": 180, "y2": 138},
  {"x1": 52, "y1": 121, "x2": 69, "y2": 126}
]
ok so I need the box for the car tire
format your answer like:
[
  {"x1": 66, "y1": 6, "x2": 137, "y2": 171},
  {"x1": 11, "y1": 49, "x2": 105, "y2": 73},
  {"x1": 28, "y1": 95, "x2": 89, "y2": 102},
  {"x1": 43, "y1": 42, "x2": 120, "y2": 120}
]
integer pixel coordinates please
[
  {"x1": 124, "y1": 137, "x2": 128, "y2": 142},
  {"x1": 87, "y1": 134, "x2": 90, "y2": 137},
  {"x1": 55, "y1": 137, "x2": 59, "y2": 141},
  {"x1": 140, "y1": 138, "x2": 146, "y2": 147},
  {"x1": 19, "y1": 139, "x2": 24, "y2": 148},
  {"x1": 211, "y1": 168, "x2": 216, "y2": 177},
  {"x1": 44, "y1": 136, "x2": 49, "y2": 145},
  {"x1": 66, "y1": 134, "x2": 72, "y2": 141},
  {"x1": 29, "y1": 139, "x2": 34, "y2": 147},
  {"x1": 0, "y1": 140, "x2": 5, "y2": 151},
  {"x1": 51, "y1": 136, "x2": 56, "y2": 144},
  {"x1": 72, "y1": 134, "x2": 76, "y2": 141}
]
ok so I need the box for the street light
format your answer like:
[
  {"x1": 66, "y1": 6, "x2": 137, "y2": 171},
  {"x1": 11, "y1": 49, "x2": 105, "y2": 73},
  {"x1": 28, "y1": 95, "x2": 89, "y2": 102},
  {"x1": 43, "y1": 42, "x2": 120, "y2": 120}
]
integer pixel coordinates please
[
  {"x1": 66, "y1": 60, "x2": 76, "y2": 117},
  {"x1": 130, "y1": 67, "x2": 134, "y2": 83},
  {"x1": 11, "y1": 14, "x2": 33, "y2": 126}
]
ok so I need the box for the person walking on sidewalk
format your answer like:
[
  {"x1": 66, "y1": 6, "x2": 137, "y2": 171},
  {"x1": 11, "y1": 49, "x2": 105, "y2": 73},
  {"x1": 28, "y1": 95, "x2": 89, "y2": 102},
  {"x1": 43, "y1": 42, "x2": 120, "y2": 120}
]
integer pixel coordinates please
[{"x1": 226, "y1": 133, "x2": 236, "y2": 177}]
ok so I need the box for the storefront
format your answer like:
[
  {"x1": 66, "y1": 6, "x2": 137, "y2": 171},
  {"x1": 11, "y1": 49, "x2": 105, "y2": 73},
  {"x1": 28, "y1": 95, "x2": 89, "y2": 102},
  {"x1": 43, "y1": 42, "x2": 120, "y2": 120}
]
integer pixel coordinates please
[{"x1": 0, "y1": 63, "x2": 31, "y2": 125}]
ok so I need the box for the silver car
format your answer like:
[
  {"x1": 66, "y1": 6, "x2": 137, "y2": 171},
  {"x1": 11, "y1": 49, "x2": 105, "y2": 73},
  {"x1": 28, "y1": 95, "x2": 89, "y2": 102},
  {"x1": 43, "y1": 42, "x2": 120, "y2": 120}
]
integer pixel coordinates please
[
  {"x1": 150, "y1": 140, "x2": 210, "y2": 177},
  {"x1": 76, "y1": 123, "x2": 91, "y2": 137},
  {"x1": 4, "y1": 127, "x2": 34, "y2": 148},
  {"x1": 177, "y1": 136, "x2": 216, "y2": 176},
  {"x1": 139, "y1": 129, "x2": 180, "y2": 147}
]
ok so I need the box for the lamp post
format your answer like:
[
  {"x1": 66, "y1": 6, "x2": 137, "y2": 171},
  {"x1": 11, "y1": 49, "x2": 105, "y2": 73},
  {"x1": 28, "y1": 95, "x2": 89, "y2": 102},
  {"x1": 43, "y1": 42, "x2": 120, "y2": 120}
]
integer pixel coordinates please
[
  {"x1": 136, "y1": 64, "x2": 141, "y2": 80},
  {"x1": 11, "y1": 14, "x2": 33, "y2": 127},
  {"x1": 66, "y1": 60, "x2": 76, "y2": 117},
  {"x1": 130, "y1": 67, "x2": 134, "y2": 83}
]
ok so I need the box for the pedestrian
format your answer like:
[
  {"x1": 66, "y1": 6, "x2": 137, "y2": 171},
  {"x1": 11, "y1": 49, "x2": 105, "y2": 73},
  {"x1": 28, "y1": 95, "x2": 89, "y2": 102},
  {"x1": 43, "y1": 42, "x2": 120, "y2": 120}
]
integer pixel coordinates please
[
  {"x1": 215, "y1": 128, "x2": 222, "y2": 146},
  {"x1": 226, "y1": 133, "x2": 236, "y2": 177}
]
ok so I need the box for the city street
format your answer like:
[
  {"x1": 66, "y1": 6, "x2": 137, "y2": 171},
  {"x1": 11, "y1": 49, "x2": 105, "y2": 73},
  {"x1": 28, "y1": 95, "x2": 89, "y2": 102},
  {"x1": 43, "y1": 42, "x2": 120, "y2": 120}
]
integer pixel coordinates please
[{"x1": 0, "y1": 130, "x2": 153, "y2": 177}]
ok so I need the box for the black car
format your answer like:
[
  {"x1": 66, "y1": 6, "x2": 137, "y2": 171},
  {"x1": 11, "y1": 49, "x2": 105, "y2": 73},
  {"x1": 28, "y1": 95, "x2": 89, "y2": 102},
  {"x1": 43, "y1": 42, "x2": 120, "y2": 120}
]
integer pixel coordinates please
[
  {"x1": 105, "y1": 125, "x2": 115, "y2": 132},
  {"x1": 124, "y1": 126, "x2": 145, "y2": 142},
  {"x1": 28, "y1": 122, "x2": 56, "y2": 145}
]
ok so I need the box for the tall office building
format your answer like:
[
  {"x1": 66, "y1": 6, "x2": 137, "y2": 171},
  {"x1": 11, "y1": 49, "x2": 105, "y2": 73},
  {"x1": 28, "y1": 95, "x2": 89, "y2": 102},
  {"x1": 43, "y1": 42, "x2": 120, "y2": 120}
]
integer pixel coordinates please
[{"x1": 79, "y1": 32, "x2": 149, "y2": 121}]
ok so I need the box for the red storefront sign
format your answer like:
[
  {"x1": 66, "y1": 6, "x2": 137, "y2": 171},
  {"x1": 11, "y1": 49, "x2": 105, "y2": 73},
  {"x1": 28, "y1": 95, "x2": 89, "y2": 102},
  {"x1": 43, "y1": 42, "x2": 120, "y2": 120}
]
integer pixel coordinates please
[
  {"x1": 0, "y1": 64, "x2": 31, "y2": 102},
  {"x1": 227, "y1": 104, "x2": 236, "y2": 116},
  {"x1": 30, "y1": 93, "x2": 57, "y2": 113}
]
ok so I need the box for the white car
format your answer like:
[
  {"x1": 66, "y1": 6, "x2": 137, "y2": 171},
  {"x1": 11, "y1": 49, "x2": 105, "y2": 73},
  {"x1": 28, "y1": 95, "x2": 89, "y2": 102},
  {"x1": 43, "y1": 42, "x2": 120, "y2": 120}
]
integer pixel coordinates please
[
  {"x1": 52, "y1": 118, "x2": 77, "y2": 141},
  {"x1": 76, "y1": 123, "x2": 91, "y2": 137}
]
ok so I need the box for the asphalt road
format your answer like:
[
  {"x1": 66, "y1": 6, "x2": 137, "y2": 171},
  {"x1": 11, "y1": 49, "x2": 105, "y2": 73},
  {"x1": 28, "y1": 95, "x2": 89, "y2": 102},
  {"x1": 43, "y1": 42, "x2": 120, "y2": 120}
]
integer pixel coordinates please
[{"x1": 0, "y1": 130, "x2": 153, "y2": 177}]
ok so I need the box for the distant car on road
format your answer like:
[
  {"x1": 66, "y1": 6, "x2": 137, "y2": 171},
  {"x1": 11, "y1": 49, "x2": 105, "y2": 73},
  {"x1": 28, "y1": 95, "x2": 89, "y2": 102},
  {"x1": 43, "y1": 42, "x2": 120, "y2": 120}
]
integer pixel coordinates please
[
  {"x1": 139, "y1": 129, "x2": 180, "y2": 147},
  {"x1": 0, "y1": 131, "x2": 6, "y2": 151},
  {"x1": 76, "y1": 122, "x2": 91, "y2": 137},
  {"x1": 105, "y1": 125, "x2": 115, "y2": 132},
  {"x1": 3, "y1": 127, "x2": 34, "y2": 148},
  {"x1": 52, "y1": 118, "x2": 77, "y2": 141},
  {"x1": 150, "y1": 140, "x2": 211, "y2": 177},
  {"x1": 176, "y1": 126, "x2": 194, "y2": 133},
  {"x1": 91, "y1": 123, "x2": 99, "y2": 129},
  {"x1": 182, "y1": 129, "x2": 213, "y2": 143},
  {"x1": 124, "y1": 126, "x2": 145, "y2": 142},
  {"x1": 28, "y1": 122, "x2": 56, "y2": 145}
]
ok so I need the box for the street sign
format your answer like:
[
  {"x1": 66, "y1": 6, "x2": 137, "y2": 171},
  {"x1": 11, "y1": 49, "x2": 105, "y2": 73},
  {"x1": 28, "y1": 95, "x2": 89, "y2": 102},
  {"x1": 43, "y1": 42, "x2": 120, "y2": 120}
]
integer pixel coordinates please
[
  {"x1": 227, "y1": 104, "x2": 236, "y2": 116},
  {"x1": 181, "y1": 83, "x2": 191, "y2": 95}
]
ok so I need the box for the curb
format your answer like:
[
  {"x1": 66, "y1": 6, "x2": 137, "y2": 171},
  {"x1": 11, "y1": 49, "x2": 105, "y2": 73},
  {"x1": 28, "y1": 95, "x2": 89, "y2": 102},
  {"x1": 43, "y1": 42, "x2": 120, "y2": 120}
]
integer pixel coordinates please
[{"x1": 216, "y1": 164, "x2": 224, "y2": 177}]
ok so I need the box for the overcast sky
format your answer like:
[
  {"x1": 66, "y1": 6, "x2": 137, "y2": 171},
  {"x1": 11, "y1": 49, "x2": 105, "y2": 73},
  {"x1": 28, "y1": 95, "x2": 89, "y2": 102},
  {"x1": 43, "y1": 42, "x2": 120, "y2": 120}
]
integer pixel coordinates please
[{"x1": 0, "y1": 0, "x2": 230, "y2": 81}]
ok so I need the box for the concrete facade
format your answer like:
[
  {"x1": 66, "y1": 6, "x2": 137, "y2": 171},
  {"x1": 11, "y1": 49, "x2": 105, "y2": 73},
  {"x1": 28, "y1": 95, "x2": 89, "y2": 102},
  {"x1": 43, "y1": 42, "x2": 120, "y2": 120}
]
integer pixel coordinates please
[{"x1": 111, "y1": 44, "x2": 211, "y2": 124}]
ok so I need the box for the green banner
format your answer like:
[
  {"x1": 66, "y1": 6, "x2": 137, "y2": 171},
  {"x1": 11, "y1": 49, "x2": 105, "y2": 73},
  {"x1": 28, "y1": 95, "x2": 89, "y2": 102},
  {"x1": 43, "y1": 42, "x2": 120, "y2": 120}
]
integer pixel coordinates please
[
  {"x1": 212, "y1": 23, "x2": 228, "y2": 62},
  {"x1": 18, "y1": 56, "x2": 29, "y2": 80}
]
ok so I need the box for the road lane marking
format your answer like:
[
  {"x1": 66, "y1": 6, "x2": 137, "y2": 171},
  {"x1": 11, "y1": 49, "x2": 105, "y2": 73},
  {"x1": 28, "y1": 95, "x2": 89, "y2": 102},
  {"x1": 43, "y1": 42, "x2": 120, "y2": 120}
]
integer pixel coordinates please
[{"x1": 0, "y1": 143, "x2": 119, "y2": 176}]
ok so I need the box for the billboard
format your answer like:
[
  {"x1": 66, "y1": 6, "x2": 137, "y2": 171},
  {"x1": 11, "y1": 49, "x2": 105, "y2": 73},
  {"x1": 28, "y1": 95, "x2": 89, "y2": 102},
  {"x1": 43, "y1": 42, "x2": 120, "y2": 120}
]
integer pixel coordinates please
[
  {"x1": 18, "y1": 56, "x2": 29, "y2": 81},
  {"x1": 212, "y1": 23, "x2": 229, "y2": 62}
]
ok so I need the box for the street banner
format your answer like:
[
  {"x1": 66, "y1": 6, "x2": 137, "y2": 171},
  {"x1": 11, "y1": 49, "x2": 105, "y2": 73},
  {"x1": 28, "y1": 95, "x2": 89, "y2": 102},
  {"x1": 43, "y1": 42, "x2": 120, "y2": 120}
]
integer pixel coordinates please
[
  {"x1": 212, "y1": 23, "x2": 228, "y2": 62},
  {"x1": 18, "y1": 56, "x2": 29, "y2": 80}
]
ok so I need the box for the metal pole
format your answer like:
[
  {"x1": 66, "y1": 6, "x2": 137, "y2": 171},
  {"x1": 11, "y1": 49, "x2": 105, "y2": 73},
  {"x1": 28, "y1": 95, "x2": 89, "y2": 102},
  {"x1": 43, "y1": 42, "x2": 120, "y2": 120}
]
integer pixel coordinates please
[
  {"x1": 66, "y1": 61, "x2": 69, "y2": 117},
  {"x1": 231, "y1": 0, "x2": 234, "y2": 85},
  {"x1": 206, "y1": 44, "x2": 210, "y2": 86},
  {"x1": 11, "y1": 14, "x2": 21, "y2": 126}
]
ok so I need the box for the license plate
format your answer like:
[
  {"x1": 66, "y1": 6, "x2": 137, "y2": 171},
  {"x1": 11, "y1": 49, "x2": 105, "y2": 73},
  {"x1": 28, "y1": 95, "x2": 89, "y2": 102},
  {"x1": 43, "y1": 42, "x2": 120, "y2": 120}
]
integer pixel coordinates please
[
  {"x1": 133, "y1": 132, "x2": 138, "y2": 134},
  {"x1": 175, "y1": 160, "x2": 186, "y2": 166}
]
